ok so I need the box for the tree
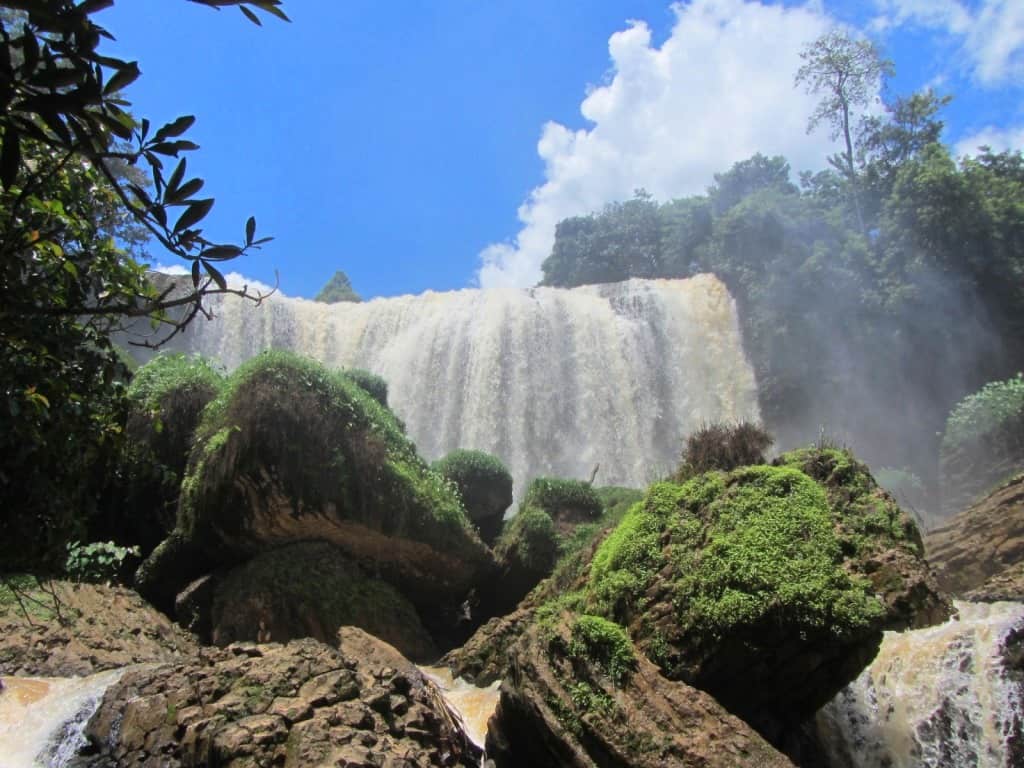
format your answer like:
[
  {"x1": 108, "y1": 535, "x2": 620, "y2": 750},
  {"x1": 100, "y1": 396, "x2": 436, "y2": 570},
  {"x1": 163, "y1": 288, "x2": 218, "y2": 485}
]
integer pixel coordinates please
[
  {"x1": 796, "y1": 30, "x2": 892, "y2": 232},
  {"x1": 0, "y1": 0, "x2": 288, "y2": 572},
  {"x1": 315, "y1": 270, "x2": 362, "y2": 303},
  {"x1": 796, "y1": 31, "x2": 893, "y2": 179}
]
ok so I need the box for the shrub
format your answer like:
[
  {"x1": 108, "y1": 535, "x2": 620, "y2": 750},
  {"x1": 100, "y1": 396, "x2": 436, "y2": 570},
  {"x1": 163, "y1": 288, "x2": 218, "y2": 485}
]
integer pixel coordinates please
[
  {"x1": 525, "y1": 477, "x2": 602, "y2": 518},
  {"x1": 673, "y1": 421, "x2": 772, "y2": 479},
  {"x1": 65, "y1": 540, "x2": 140, "y2": 585},
  {"x1": 433, "y1": 450, "x2": 513, "y2": 543},
  {"x1": 342, "y1": 368, "x2": 388, "y2": 408},
  {"x1": 495, "y1": 505, "x2": 559, "y2": 573},
  {"x1": 569, "y1": 614, "x2": 637, "y2": 686},
  {"x1": 942, "y1": 373, "x2": 1024, "y2": 451}
]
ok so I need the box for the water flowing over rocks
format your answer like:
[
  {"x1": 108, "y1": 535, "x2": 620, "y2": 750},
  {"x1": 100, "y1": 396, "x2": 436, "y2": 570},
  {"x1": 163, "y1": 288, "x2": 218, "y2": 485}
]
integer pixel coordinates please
[
  {"x1": 162, "y1": 274, "x2": 760, "y2": 502},
  {"x1": 815, "y1": 600, "x2": 1024, "y2": 768}
]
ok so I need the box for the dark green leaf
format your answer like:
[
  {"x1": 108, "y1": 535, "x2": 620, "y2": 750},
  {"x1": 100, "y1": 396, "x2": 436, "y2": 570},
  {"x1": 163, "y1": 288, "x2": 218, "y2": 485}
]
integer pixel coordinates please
[
  {"x1": 191, "y1": 259, "x2": 201, "y2": 288},
  {"x1": 103, "y1": 60, "x2": 140, "y2": 95},
  {"x1": 174, "y1": 198, "x2": 214, "y2": 233},
  {"x1": 172, "y1": 177, "x2": 204, "y2": 202},
  {"x1": 245, "y1": 215, "x2": 256, "y2": 245},
  {"x1": 166, "y1": 158, "x2": 186, "y2": 198},
  {"x1": 154, "y1": 115, "x2": 196, "y2": 142},
  {"x1": 149, "y1": 140, "x2": 199, "y2": 156},
  {"x1": 200, "y1": 245, "x2": 242, "y2": 261},
  {"x1": 20, "y1": 27, "x2": 39, "y2": 77},
  {"x1": 203, "y1": 260, "x2": 228, "y2": 290},
  {"x1": 1, "y1": 130, "x2": 21, "y2": 189},
  {"x1": 239, "y1": 6, "x2": 262, "y2": 25}
]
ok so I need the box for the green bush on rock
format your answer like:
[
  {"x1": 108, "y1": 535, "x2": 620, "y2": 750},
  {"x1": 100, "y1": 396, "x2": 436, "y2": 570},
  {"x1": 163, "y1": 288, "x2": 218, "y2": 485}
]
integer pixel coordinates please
[
  {"x1": 525, "y1": 477, "x2": 602, "y2": 519},
  {"x1": 342, "y1": 368, "x2": 389, "y2": 408},
  {"x1": 136, "y1": 350, "x2": 490, "y2": 614},
  {"x1": 495, "y1": 506, "x2": 559, "y2": 574},
  {"x1": 433, "y1": 449, "x2": 513, "y2": 545}
]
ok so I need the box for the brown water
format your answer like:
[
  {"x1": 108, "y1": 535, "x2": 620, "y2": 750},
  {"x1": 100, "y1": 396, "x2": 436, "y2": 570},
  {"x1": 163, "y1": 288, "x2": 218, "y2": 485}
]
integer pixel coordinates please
[
  {"x1": 420, "y1": 666, "x2": 501, "y2": 749},
  {"x1": 0, "y1": 669, "x2": 123, "y2": 768}
]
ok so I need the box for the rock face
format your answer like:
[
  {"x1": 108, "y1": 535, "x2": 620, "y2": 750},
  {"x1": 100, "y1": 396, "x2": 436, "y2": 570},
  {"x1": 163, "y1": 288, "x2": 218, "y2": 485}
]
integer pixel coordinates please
[
  {"x1": 453, "y1": 448, "x2": 950, "y2": 755},
  {"x1": 926, "y1": 473, "x2": 1024, "y2": 598},
  {"x1": 485, "y1": 611, "x2": 793, "y2": 768},
  {"x1": 0, "y1": 582, "x2": 197, "y2": 677},
  {"x1": 136, "y1": 350, "x2": 494, "y2": 627},
  {"x1": 72, "y1": 630, "x2": 478, "y2": 767},
  {"x1": 582, "y1": 450, "x2": 949, "y2": 736},
  {"x1": 206, "y1": 541, "x2": 439, "y2": 662}
]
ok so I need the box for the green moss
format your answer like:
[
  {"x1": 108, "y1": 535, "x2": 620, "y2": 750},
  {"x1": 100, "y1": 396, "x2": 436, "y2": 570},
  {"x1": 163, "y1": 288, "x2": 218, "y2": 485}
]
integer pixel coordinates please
[
  {"x1": 668, "y1": 465, "x2": 882, "y2": 639},
  {"x1": 342, "y1": 368, "x2": 388, "y2": 408},
  {"x1": 127, "y1": 352, "x2": 224, "y2": 413},
  {"x1": 495, "y1": 505, "x2": 559, "y2": 573},
  {"x1": 179, "y1": 350, "x2": 471, "y2": 544},
  {"x1": 432, "y1": 449, "x2": 513, "y2": 521},
  {"x1": 569, "y1": 614, "x2": 637, "y2": 686},
  {"x1": 525, "y1": 477, "x2": 602, "y2": 518}
]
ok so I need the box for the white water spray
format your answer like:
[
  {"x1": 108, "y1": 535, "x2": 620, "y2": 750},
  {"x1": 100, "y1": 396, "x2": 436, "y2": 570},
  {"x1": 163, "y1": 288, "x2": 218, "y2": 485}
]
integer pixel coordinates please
[
  {"x1": 816, "y1": 600, "x2": 1024, "y2": 768},
  {"x1": 0, "y1": 669, "x2": 124, "y2": 767},
  {"x1": 165, "y1": 274, "x2": 759, "y2": 501}
]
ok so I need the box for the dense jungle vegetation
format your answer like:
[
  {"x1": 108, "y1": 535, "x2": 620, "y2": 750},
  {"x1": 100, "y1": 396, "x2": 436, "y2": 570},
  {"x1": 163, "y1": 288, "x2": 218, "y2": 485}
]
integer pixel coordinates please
[{"x1": 540, "y1": 97, "x2": 1024, "y2": 494}]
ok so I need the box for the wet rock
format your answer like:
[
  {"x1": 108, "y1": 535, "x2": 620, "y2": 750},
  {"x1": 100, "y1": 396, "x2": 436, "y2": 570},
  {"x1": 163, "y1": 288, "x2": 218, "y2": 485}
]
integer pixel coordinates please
[
  {"x1": 72, "y1": 629, "x2": 477, "y2": 767},
  {"x1": 927, "y1": 473, "x2": 1024, "y2": 597}
]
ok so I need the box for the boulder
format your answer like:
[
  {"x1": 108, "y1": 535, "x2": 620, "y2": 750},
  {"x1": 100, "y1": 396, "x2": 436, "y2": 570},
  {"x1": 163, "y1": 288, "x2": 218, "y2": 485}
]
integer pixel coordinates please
[
  {"x1": 71, "y1": 630, "x2": 478, "y2": 767},
  {"x1": 0, "y1": 581, "x2": 197, "y2": 677},
  {"x1": 927, "y1": 473, "x2": 1024, "y2": 598},
  {"x1": 485, "y1": 610, "x2": 793, "y2": 768},
  {"x1": 136, "y1": 351, "x2": 493, "y2": 625},
  {"x1": 580, "y1": 450, "x2": 949, "y2": 737},
  {"x1": 206, "y1": 541, "x2": 439, "y2": 662},
  {"x1": 433, "y1": 449, "x2": 513, "y2": 547}
]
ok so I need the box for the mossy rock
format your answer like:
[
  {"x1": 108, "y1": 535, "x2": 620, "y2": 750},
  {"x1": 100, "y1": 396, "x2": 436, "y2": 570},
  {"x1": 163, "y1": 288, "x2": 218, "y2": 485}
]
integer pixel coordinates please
[
  {"x1": 95, "y1": 354, "x2": 225, "y2": 554},
  {"x1": 576, "y1": 447, "x2": 949, "y2": 732},
  {"x1": 136, "y1": 350, "x2": 492, "y2": 616},
  {"x1": 525, "y1": 477, "x2": 602, "y2": 526},
  {"x1": 433, "y1": 449, "x2": 513, "y2": 546},
  {"x1": 209, "y1": 541, "x2": 439, "y2": 662},
  {"x1": 342, "y1": 368, "x2": 389, "y2": 408}
]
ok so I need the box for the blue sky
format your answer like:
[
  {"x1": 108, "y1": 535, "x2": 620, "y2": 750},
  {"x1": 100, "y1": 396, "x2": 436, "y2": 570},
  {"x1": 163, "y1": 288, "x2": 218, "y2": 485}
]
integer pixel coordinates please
[{"x1": 98, "y1": 1, "x2": 1024, "y2": 299}]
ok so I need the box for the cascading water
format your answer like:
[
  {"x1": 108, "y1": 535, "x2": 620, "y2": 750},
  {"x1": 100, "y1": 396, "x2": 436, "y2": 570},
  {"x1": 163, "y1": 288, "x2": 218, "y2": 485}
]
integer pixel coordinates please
[
  {"x1": 0, "y1": 669, "x2": 124, "y2": 767},
  {"x1": 815, "y1": 600, "x2": 1024, "y2": 768},
  {"x1": 158, "y1": 274, "x2": 760, "y2": 501}
]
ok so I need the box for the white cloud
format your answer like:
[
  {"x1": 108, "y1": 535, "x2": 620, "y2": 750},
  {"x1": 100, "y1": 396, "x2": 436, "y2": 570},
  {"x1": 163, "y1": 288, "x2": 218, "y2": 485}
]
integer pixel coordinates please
[
  {"x1": 477, "y1": 0, "x2": 842, "y2": 289},
  {"x1": 153, "y1": 263, "x2": 190, "y2": 276},
  {"x1": 954, "y1": 125, "x2": 1024, "y2": 157},
  {"x1": 874, "y1": 0, "x2": 1024, "y2": 86}
]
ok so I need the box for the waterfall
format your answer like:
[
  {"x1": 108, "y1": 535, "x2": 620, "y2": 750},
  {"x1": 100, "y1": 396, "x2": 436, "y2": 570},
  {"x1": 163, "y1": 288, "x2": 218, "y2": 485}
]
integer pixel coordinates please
[
  {"x1": 161, "y1": 274, "x2": 760, "y2": 502},
  {"x1": 420, "y1": 666, "x2": 501, "y2": 749},
  {"x1": 815, "y1": 600, "x2": 1024, "y2": 768},
  {"x1": 0, "y1": 669, "x2": 124, "y2": 767}
]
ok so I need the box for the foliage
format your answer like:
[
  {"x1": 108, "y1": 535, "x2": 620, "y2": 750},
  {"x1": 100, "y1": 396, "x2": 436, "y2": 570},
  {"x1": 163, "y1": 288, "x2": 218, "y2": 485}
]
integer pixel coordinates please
[
  {"x1": 178, "y1": 350, "x2": 471, "y2": 541},
  {"x1": 525, "y1": 477, "x2": 602, "y2": 518},
  {"x1": 342, "y1": 368, "x2": 388, "y2": 407},
  {"x1": 64, "y1": 539, "x2": 139, "y2": 584},
  {"x1": 315, "y1": 270, "x2": 362, "y2": 303},
  {"x1": 495, "y1": 505, "x2": 559, "y2": 573},
  {"x1": 568, "y1": 614, "x2": 637, "y2": 686},
  {"x1": 432, "y1": 448, "x2": 513, "y2": 525},
  {"x1": 588, "y1": 462, "x2": 887, "y2": 648},
  {"x1": 942, "y1": 373, "x2": 1024, "y2": 450},
  {"x1": 673, "y1": 421, "x2": 773, "y2": 479},
  {"x1": 0, "y1": 0, "x2": 286, "y2": 572},
  {"x1": 795, "y1": 30, "x2": 893, "y2": 180}
]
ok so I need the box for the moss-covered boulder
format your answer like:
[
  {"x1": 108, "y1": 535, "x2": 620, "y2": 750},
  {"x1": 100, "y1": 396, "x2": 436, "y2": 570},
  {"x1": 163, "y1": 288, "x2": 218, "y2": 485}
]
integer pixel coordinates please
[
  {"x1": 207, "y1": 541, "x2": 438, "y2": 662},
  {"x1": 342, "y1": 367, "x2": 389, "y2": 408},
  {"x1": 95, "y1": 354, "x2": 224, "y2": 554},
  {"x1": 485, "y1": 608, "x2": 792, "y2": 768},
  {"x1": 136, "y1": 351, "x2": 492, "y2": 624},
  {"x1": 433, "y1": 449, "x2": 513, "y2": 546},
  {"x1": 525, "y1": 477, "x2": 602, "y2": 533},
  {"x1": 580, "y1": 448, "x2": 949, "y2": 736}
]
